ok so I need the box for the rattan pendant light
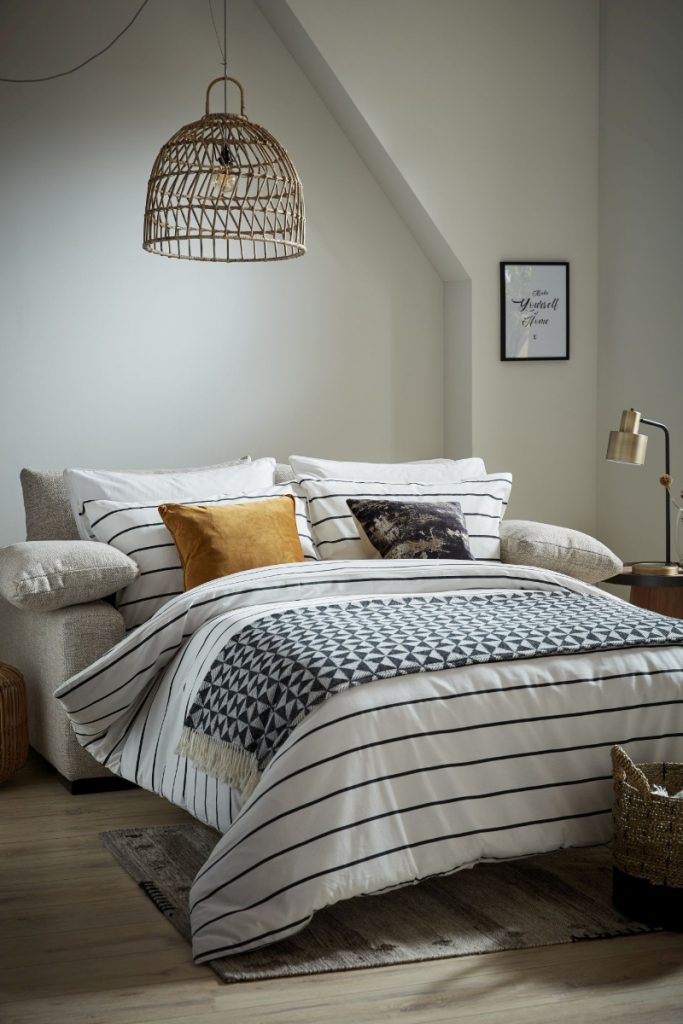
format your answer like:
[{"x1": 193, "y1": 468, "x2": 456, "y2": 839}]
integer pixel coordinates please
[{"x1": 143, "y1": 2, "x2": 305, "y2": 263}]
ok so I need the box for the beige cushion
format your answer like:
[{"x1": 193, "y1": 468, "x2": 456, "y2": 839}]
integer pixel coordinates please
[
  {"x1": 0, "y1": 541, "x2": 139, "y2": 611},
  {"x1": 21, "y1": 469, "x2": 80, "y2": 542},
  {"x1": 500, "y1": 520, "x2": 622, "y2": 584}
]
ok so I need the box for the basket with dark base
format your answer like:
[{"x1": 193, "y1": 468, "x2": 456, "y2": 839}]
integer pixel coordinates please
[{"x1": 611, "y1": 744, "x2": 683, "y2": 930}]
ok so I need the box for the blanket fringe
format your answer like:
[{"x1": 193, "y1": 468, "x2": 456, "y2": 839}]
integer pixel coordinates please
[{"x1": 175, "y1": 728, "x2": 262, "y2": 798}]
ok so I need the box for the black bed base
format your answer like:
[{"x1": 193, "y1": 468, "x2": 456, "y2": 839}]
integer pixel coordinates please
[
  {"x1": 31, "y1": 748, "x2": 137, "y2": 795},
  {"x1": 57, "y1": 773, "x2": 137, "y2": 795}
]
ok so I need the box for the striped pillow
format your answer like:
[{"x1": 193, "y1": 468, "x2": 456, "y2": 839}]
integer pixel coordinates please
[
  {"x1": 65, "y1": 458, "x2": 275, "y2": 541},
  {"x1": 297, "y1": 475, "x2": 512, "y2": 561},
  {"x1": 83, "y1": 485, "x2": 318, "y2": 632}
]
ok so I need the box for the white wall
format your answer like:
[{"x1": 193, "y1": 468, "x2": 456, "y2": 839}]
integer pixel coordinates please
[
  {"x1": 598, "y1": 0, "x2": 683, "y2": 565},
  {"x1": 283, "y1": 0, "x2": 600, "y2": 532},
  {"x1": 0, "y1": 0, "x2": 442, "y2": 544},
  {"x1": 7, "y1": 1, "x2": 639, "y2": 553}
]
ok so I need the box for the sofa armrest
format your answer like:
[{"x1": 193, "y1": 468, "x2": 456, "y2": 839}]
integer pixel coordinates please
[{"x1": 0, "y1": 596, "x2": 125, "y2": 780}]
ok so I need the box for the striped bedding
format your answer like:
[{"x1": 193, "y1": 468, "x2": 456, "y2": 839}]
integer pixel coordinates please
[
  {"x1": 81, "y1": 483, "x2": 318, "y2": 632},
  {"x1": 296, "y1": 474, "x2": 511, "y2": 560},
  {"x1": 55, "y1": 560, "x2": 683, "y2": 963}
]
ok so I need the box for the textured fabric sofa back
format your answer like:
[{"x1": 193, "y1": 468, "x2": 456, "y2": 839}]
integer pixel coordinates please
[
  {"x1": 19, "y1": 463, "x2": 294, "y2": 542},
  {"x1": 20, "y1": 470, "x2": 80, "y2": 542}
]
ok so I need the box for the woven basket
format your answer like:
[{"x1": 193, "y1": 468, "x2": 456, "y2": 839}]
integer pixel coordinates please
[
  {"x1": 611, "y1": 744, "x2": 683, "y2": 930},
  {"x1": 0, "y1": 663, "x2": 29, "y2": 782}
]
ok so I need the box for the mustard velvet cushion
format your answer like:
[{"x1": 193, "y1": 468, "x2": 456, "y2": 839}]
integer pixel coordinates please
[{"x1": 159, "y1": 495, "x2": 305, "y2": 590}]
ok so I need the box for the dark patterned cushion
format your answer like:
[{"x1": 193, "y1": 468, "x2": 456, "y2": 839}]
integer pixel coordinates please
[{"x1": 347, "y1": 499, "x2": 474, "y2": 560}]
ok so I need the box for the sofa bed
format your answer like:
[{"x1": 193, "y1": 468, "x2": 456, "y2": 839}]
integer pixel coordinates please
[{"x1": 4, "y1": 452, "x2": 681, "y2": 964}]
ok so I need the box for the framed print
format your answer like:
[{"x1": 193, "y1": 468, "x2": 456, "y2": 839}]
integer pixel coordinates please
[{"x1": 500, "y1": 261, "x2": 569, "y2": 361}]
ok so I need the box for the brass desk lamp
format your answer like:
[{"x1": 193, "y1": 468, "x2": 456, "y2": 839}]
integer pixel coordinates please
[{"x1": 606, "y1": 408, "x2": 678, "y2": 576}]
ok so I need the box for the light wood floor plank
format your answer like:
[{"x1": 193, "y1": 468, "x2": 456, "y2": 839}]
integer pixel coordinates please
[{"x1": 1, "y1": 754, "x2": 682, "y2": 1024}]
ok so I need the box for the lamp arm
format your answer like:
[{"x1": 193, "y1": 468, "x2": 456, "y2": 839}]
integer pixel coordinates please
[{"x1": 641, "y1": 417, "x2": 671, "y2": 564}]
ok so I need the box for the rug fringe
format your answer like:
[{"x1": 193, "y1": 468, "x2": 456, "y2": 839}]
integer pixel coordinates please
[{"x1": 175, "y1": 728, "x2": 262, "y2": 797}]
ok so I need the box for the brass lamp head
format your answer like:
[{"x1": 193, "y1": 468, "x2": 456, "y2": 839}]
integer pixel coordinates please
[{"x1": 606, "y1": 408, "x2": 648, "y2": 465}]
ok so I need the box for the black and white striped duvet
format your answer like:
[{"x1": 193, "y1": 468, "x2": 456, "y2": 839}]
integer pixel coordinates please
[{"x1": 55, "y1": 560, "x2": 683, "y2": 963}]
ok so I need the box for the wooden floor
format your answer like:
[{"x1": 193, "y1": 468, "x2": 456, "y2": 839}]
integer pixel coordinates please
[{"x1": 2, "y1": 756, "x2": 683, "y2": 1024}]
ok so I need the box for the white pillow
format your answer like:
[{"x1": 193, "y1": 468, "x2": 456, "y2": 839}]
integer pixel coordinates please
[
  {"x1": 297, "y1": 474, "x2": 512, "y2": 561},
  {"x1": 500, "y1": 520, "x2": 623, "y2": 584},
  {"x1": 65, "y1": 458, "x2": 276, "y2": 540},
  {"x1": 83, "y1": 483, "x2": 318, "y2": 632},
  {"x1": 288, "y1": 455, "x2": 486, "y2": 483}
]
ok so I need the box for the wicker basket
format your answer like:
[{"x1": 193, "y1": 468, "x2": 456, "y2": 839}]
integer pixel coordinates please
[
  {"x1": 611, "y1": 744, "x2": 683, "y2": 930},
  {"x1": 0, "y1": 663, "x2": 29, "y2": 782}
]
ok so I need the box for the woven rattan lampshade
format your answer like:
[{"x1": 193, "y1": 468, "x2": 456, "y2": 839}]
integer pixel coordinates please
[{"x1": 143, "y1": 77, "x2": 305, "y2": 262}]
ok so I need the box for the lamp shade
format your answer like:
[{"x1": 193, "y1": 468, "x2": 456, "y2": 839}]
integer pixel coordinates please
[
  {"x1": 143, "y1": 77, "x2": 305, "y2": 263},
  {"x1": 606, "y1": 408, "x2": 648, "y2": 465}
]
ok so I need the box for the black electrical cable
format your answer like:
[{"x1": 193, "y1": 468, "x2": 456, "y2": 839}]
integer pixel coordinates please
[
  {"x1": 208, "y1": 0, "x2": 226, "y2": 64},
  {"x1": 0, "y1": 0, "x2": 151, "y2": 83}
]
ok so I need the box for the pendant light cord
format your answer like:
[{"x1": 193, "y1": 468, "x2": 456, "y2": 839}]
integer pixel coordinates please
[
  {"x1": 223, "y1": 0, "x2": 228, "y2": 112},
  {"x1": 209, "y1": 0, "x2": 229, "y2": 115},
  {"x1": 209, "y1": 0, "x2": 230, "y2": 153},
  {"x1": 0, "y1": 0, "x2": 151, "y2": 84}
]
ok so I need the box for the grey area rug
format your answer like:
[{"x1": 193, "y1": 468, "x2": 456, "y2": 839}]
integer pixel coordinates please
[{"x1": 100, "y1": 824, "x2": 658, "y2": 983}]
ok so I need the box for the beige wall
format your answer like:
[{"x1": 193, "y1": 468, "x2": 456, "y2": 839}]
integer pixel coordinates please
[
  {"x1": 283, "y1": 0, "x2": 600, "y2": 532},
  {"x1": 0, "y1": 0, "x2": 443, "y2": 544},
  {"x1": 598, "y1": 0, "x2": 683, "y2": 565}
]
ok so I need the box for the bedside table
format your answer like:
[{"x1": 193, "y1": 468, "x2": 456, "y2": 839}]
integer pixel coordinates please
[{"x1": 607, "y1": 563, "x2": 683, "y2": 619}]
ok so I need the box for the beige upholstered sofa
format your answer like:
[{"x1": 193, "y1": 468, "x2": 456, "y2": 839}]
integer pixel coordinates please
[
  {"x1": 0, "y1": 471, "x2": 130, "y2": 791},
  {"x1": 0, "y1": 596, "x2": 126, "y2": 791}
]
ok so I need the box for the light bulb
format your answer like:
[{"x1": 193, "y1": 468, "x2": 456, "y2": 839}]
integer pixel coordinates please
[
  {"x1": 211, "y1": 170, "x2": 238, "y2": 196},
  {"x1": 211, "y1": 143, "x2": 238, "y2": 197}
]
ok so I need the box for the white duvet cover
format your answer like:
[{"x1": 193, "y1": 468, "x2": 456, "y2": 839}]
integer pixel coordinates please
[{"x1": 56, "y1": 560, "x2": 683, "y2": 962}]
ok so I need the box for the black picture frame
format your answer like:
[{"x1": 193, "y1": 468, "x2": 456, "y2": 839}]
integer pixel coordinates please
[{"x1": 500, "y1": 261, "x2": 569, "y2": 361}]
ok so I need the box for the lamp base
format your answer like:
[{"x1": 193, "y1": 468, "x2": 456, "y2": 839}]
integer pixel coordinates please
[{"x1": 632, "y1": 561, "x2": 681, "y2": 577}]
